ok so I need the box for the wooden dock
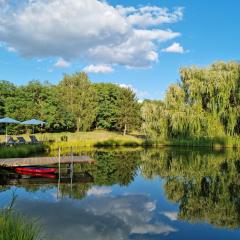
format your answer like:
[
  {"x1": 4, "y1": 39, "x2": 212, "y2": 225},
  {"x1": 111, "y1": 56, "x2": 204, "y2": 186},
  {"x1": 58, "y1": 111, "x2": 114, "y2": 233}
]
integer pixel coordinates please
[{"x1": 0, "y1": 156, "x2": 95, "y2": 167}]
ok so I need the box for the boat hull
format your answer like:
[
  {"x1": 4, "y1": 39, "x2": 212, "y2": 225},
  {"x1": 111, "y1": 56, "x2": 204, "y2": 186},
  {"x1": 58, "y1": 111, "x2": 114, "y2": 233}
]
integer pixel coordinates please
[{"x1": 14, "y1": 167, "x2": 57, "y2": 174}]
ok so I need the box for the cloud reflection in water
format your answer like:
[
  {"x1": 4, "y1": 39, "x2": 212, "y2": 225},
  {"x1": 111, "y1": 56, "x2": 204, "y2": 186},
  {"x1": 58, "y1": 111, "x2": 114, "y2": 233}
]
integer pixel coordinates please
[{"x1": 16, "y1": 193, "x2": 177, "y2": 239}]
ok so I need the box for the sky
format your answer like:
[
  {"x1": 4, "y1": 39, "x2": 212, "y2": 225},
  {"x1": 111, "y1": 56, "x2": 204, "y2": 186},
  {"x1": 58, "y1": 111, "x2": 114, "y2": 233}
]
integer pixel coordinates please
[{"x1": 0, "y1": 0, "x2": 239, "y2": 100}]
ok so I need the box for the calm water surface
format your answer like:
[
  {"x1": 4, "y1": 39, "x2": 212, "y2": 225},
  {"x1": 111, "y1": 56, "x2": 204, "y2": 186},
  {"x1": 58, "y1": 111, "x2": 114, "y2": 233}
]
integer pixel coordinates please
[{"x1": 1, "y1": 147, "x2": 240, "y2": 240}]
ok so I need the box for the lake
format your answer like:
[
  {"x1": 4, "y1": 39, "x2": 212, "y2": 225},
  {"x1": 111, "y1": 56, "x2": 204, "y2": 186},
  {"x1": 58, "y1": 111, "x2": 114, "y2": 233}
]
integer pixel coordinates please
[{"x1": 1, "y1": 147, "x2": 240, "y2": 240}]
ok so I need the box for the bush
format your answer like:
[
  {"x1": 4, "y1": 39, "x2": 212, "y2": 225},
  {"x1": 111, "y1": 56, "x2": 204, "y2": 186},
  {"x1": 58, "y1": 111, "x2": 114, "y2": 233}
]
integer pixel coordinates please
[
  {"x1": 94, "y1": 139, "x2": 121, "y2": 147},
  {"x1": 60, "y1": 135, "x2": 68, "y2": 142}
]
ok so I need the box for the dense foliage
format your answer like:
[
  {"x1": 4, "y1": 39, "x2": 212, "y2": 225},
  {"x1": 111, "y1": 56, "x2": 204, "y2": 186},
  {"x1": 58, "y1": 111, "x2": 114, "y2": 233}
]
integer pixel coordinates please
[
  {"x1": 142, "y1": 61, "x2": 240, "y2": 141},
  {"x1": 2, "y1": 61, "x2": 239, "y2": 141},
  {"x1": 0, "y1": 72, "x2": 140, "y2": 134},
  {"x1": 94, "y1": 83, "x2": 140, "y2": 133}
]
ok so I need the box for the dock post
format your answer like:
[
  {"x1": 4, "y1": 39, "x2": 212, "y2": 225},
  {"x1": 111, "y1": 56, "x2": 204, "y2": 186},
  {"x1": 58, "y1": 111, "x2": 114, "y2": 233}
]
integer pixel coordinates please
[
  {"x1": 58, "y1": 147, "x2": 61, "y2": 173},
  {"x1": 57, "y1": 147, "x2": 61, "y2": 199},
  {"x1": 70, "y1": 147, "x2": 73, "y2": 197}
]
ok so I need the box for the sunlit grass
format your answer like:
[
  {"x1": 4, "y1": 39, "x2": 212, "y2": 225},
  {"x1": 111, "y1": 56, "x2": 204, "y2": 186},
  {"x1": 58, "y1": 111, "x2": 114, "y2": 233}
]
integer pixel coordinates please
[
  {"x1": 4, "y1": 130, "x2": 240, "y2": 149},
  {"x1": 0, "y1": 130, "x2": 144, "y2": 150}
]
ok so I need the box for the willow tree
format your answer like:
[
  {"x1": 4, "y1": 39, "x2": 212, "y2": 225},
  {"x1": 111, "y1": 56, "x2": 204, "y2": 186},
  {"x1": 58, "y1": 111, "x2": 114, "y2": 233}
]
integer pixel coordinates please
[
  {"x1": 141, "y1": 100, "x2": 169, "y2": 140},
  {"x1": 180, "y1": 61, "x2": 240, "y2": 136},
  {"x1": 165, "y1": 83, "x2": 206, "y2": 138},
  {"x1": 142, "y1": 61, "x2": 240, "y2": 140}
]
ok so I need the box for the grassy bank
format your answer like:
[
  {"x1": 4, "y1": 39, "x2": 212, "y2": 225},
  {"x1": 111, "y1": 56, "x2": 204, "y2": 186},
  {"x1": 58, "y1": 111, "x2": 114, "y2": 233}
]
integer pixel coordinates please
[
  {"x1": 148, "y1": 136, "x2": 240, "y2": 149},
  {"x1": 0, "y1": 145, "x2": 45, "y2": 158},
  {"x1": 0, "y1": 130, "x2": 144, "y2": 150},
  {"x1": 3, "y1": 130, "x2": 240, "y2": 150},
  {"x1": 0, "y1": 209, "x2": 39, "y2": 240}
]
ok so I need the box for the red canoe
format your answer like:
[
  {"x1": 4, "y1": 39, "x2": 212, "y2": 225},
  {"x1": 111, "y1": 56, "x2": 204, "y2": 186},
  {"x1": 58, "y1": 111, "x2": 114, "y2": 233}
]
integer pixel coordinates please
[
  {"x1": 14, "y1": 167, "x2": 57, "y2": 174},
  {"x1": 15, "y1": 171, "x2": 56, "y2": 179}
]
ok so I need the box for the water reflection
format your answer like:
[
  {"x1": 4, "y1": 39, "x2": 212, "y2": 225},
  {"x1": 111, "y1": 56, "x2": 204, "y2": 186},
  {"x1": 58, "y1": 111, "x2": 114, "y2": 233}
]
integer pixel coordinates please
[
  {"x1": 141, "y1": 148, "x2": 240, "y2": 229},
  {"x1": 1, "y1": 148, "x2": 240, "y2": 239},
  {"x1": 0, "y1": 150, "x2": 140, "y2": 199},
  {"x1": 15, "y1": 194, "x2": 177, "y2": 240}
]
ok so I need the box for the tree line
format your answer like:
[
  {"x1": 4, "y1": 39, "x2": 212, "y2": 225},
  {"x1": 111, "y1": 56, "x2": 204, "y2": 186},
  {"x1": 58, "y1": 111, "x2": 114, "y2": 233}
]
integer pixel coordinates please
[
  {"x1": 0, "y1": 72, "x2": 140, "y2": 134},
  {"x1": 142, "y1": 61, "x2": 240, "y2": 141},
  {"x1": 1, "y1": 61, "x2": 239, "y2": 139}
]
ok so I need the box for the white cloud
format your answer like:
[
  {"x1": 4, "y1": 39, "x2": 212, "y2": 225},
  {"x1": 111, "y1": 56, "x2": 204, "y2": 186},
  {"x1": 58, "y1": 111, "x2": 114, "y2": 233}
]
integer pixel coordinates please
[
  {"x1": 162, "y1": 42, "x2": 185, "y2": 53},
  {"x1": 134, "y1": 29, "x2": 181, "y2": 42},
  {"x1": 145, "y1": 201, "x2": 156, "y2": 211},
  {"x1": 131, "y1": 223, "x2": 177, "y2": 235},
  {"x1": 83, "y1": 64, "x2": 114, "y2": 74},
  {"x1": 162, "y1": 211, "x2": 178, "y2": 221},
  {"x1": 0, "y1": 0, "x2": 184, "y2": 68},
  {"x1": 118, "y1": 83, "x2": 135, "y2": 90},
  {"x1": 87, "y1": 187, "x2": 112, "y2": 196},
  {"x1": 54, "y1": 58, "x2": 70, "y2": 68},
  {"x1": 123, "y1": 6, "x2": 184, "y2": 27},
  {"x1": 6, "y1": 46, "x2": 16, "y2": 52},
  {"x1": 117, "y1": 83, "x2": 149, "y2": 99}
]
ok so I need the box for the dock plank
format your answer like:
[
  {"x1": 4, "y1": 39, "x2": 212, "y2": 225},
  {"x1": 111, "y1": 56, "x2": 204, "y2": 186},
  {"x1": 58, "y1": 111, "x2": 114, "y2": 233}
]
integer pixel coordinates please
[{"x1": 0, "y1": 156, "x2": 95, "y2": 167}]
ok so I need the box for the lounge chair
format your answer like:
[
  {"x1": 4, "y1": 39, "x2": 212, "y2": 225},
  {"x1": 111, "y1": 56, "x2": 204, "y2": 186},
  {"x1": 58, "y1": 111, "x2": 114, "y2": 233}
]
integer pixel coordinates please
[
  {"x1": 6, "y1": 136, "x2": 16, "y2": 145},
  {"x1": 29, "y1": 135, "x2": 41, "y2": 144},
  {"x1": 17, "y1": 136, "x2": 27, "y2": 144}
]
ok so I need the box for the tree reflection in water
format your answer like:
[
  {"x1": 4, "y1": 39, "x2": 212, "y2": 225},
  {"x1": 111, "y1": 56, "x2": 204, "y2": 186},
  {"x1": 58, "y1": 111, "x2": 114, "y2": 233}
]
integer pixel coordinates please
[
  {"x1": 0, "y1": 149, "x2": 140, "y2": 200},
  {"x1": 1, "y1": 147, "x2": 240, "y2": 230},
  {"x1": 141, "y1": 148, "x2": 240, "y2": 229}
]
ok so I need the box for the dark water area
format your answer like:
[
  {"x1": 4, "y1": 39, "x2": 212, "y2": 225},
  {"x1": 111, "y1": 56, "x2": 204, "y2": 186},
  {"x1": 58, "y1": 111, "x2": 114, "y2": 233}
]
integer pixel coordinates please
[{"x1": 1, "y1": 147, "x2": 240, "y2": 239}]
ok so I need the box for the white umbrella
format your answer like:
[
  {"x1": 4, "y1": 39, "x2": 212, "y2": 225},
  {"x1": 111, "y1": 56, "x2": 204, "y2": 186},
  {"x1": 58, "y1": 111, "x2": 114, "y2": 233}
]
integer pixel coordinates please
[
  {"x1": 21, "y1": 119, "x2": 46, "y2": 133},
  {"x1": 21, "y1": 119, "x2": 46, "y2": 125},
  {"x1": 0, "y1": 117, "x2": 21, "y2": 143}
]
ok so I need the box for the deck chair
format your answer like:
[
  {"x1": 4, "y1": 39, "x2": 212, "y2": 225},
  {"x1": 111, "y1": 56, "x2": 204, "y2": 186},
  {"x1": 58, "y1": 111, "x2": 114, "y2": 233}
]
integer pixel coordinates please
[
  {"x1": 17, "y1": 136, "x2": 27, "y2": 144},
  {"x1": 29, "y1": 135, "x2": 41, "y2": 144},
  {"x1": 6, "y1": 136, "x2": 16, "y2": 145}
]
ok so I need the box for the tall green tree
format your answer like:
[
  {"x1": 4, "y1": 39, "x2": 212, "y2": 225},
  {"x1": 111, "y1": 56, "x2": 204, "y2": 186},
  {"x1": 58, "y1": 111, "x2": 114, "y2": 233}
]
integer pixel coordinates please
[
  {"x1": 115, "y1": 87, "x2": 140, "y2": 135},
  {"x1": 5, "y1": 81, "x2": 52, "y2": 121},
  {"x1": 4, "y1": 81, "x2": 74, "y2": 132},
  {"x1": 0, "y1": 80, "x2": 15, "y2": 118},
  {"x1": 40, "y1": 86, "x2": 75, "y2": 132},
  {"x1": 58, "y1": 72, "x2": 98, "y2": 131},
  {"x1": 94, "y1": 83, "x2": 122, "y2": 130}
]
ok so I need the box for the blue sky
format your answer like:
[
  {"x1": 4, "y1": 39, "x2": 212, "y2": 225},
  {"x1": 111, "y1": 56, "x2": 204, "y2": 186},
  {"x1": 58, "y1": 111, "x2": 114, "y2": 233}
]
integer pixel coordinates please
[{"x1": 0, "y1": 0, "x2": 239, "y2": 100}]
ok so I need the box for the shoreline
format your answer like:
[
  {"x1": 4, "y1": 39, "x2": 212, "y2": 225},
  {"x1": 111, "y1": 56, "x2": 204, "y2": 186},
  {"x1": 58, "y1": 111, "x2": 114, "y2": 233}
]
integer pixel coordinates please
[{"x1": 1, "y1": 130, "x2": 240, "y2": 159}]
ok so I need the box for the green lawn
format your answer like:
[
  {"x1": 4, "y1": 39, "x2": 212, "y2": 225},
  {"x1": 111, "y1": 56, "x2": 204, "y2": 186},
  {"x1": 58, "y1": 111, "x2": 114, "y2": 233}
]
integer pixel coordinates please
[
  {"x1": 3, "y1": 130, "x2": 240, "y2": 149},
  {"x1": 0, "y1": 130, "x2": 144, "y2": 150}
]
